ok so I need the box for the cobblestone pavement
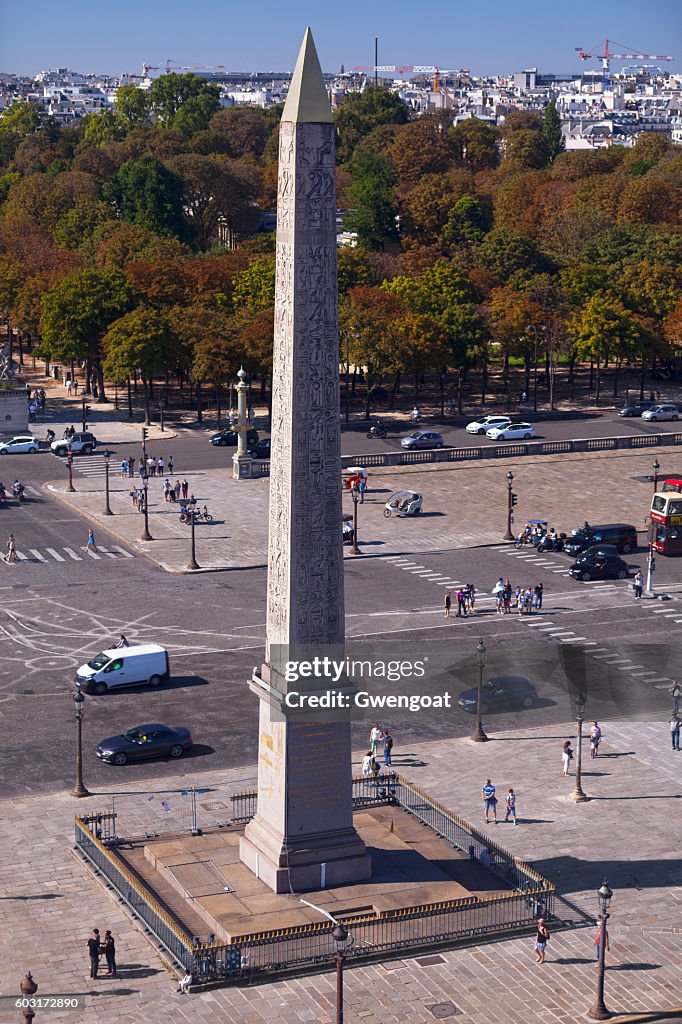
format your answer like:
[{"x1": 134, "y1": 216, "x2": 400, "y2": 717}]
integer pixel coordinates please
[
  {"x1": 2, "y1": 719, "x2": 680, "y2": 1024},
  {"x1": 46, "y1": 444, "x2": 682, "y2": 573}
]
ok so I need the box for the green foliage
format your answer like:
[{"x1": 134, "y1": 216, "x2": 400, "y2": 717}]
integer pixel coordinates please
[
  {"x1": 567, "y1": 291, "x2": 641, "y2": 363},
  {"x1": 345, "y1": 152, "x2": 399, "y2": 251},
  {"x1": 82, "y1": 111, "x2": 127, "y2": 148},
  {"x1": 477, "y1": 227, "x2": 551, "y2": 282},
  {"x1": 41, "y1": 268, "x2": 134, "y2": 364},
  {"x1": 115, "y1": 84, "x2": 151, "y2": 129},
  {"x1": 232, "y1": 255, "x2": 275, "y2": 313},
  {"x1": 102, "y1": 306, "x2": 176, "y2": 383},
  {"x1": 102, "y1": 155, "x2": 189, "y2": 241},
  {"x1": 542, "y1": 101, "x2": 564, "y2": 164},
  {"x1": 449, "y1": 120, "x2": 499, "y2": 171},
  {"x1": 443, "y1": 196, "x2": 491, "y2": 248},
  {"x1": 149, "y1": 74, "x2": 221, "y2": 132},
  {"x1": 334, "y1": 86, "x2": 409, "y2": 165}
]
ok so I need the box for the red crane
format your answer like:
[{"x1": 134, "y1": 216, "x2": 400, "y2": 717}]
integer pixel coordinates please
[{"x1": 575, "y1": 39, "x2": 673, "y2": 87}]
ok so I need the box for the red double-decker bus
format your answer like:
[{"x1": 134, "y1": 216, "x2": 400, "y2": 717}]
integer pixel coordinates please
[
  {"x1": 661, "y1": 476, "x2": 682, "y2": 493},
  {"x1": 651, "y1": 490, "x2": 682, "y2": 554}
]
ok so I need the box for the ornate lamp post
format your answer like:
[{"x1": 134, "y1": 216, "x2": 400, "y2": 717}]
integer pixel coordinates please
[
  {"x1": 349, "y1": 485, "x2": 362, "y2": 555},
  {"x1": 66, "y1": 450, "x2": 75, "y2": 493},
  {"x1": 187, "y1": 508, "x2": 200, "y2": 571},
  {"x1": 140, "y1": 479, "x2": 152, "y2": 541},
  {"x1": 570, "y1": 693, "x2": 589, "y2": 802},
  {"x1": 20, "y1": 971, "x2": 38, "y2": 1024},
  {"x1": 332, "y1": 923, "x2": 351, "y2": 1024},
  {"x1": 470, "y1": 639, "x2": 489, "y2": 743},
  {"x1": 71, "y1": 690, "x2": 89, "y2": 798},
  {"x1": 503, "y1": 471, "x2": 515, "y2": 541},
  {"x1": 588, "y1": 879, "x2": 613, "y2": 1020},
  {"x1": 103, "y1": 449, "x2": 113, "y2": 515},
  {"x1": 652, "y1": 457, "x2": 660, "y2": 494}
]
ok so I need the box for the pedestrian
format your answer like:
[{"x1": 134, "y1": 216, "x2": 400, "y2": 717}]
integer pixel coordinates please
[
  {"x1": 120, "y1": 459, "x2": 127, "y2": 479},
  {"x1": 633, "y1": 569, "x2": 644, "y2": 600},
  {"x1": 115, "y1": 634, "x2": 129, "y2": 648},
  {"x1": 505, "y1": 788, "x2": 517, "y2": 825},
  {"x1": 589, "y1": 721, "x2": 602, "y2": 758},
  {"x1": 158, "y1": 456, "x2": 164, "y2": 476},
  {"x1": 86, "y1": 528, "x2": 98, "y2": 554},
  {"x1": 514, "y1": 585, "x2": 521, "y2": 609},
  {"x1": 444, "y1": 590, "x2": 451, "y2": 619},
  {"x1": 534, "y1": 919, "x2": 550, "y2": 964},
  {"x1": 150, "y1": 457, "x2": 157, "y2": 477},
  {"x1": 466, "y1": 584, "x2": 476, "y2": 613},
  {"x1": 358, "y1": 476, "x2": 366, "y2": 503},
  {"x1": 72, "y1": 378, "x2": 79, "y2": 396},
  {"x1": 174, "y1": 480, "x2": 181, "y2": 502},
  {"x1": 128, "y1": 456, "x2": 135, "y2": 478},
  {"x1": 66, "y1": 378, "x2": 72, "y2": 397},
  {"x1": 594, "y1": 923, "x2": 609, "y2": 963},
  {"x1": 669, "y1": 681, "x2": 680, "y2": 716},
  {"x1": 137, "y1": 491, "x2": 145, "y2": 512},
  {"x1": 87, "y1": 929, "x2": 101, "y2": 979},
  {"x1": 447, "y1": 395, "x2": 455, "y2": 416},
  {"x1": 129, "y1": 485, "x2": 138, "y2": 507},
  {"x1": 103, "y1": 930, "x2": 116, "y2": 976},
  {"x1": 670, "y1": 714, "x2": 681, "y2": 751},
  {"x1": 562, "y1": 739, "x2": 573, "y2": 776},
  {"x1": 503, "y1": 580, "x2": 512, "y2": 614},
  {"x1": 493, "y1": 578, "x2": 504, "y2": 615},
  {"x1": 176, "y1": 971, "x2": 193, "y2": 994},
  {"x1": 5, "y1": 533, "x2": 17, "y2": 563},
  {"x1": 139, "y1": 464, "x2": 146, "y2": 480},
  {"x1": 481, "y1": 779, "x2": 497, "y2": 824},
  {"x1": 164, "y1": 479, "x2": 171, "y2": 502},
  {"x1": 370, "y1": 723, "x2": 381, "y2": 757},
  {"x1": 534, "y1": 582, "x2": 543, "y2": 610},
  {"x1": 362, "y1": 750, "x2": 374, "y2": 777},
  {"x1": 168, "y1": 455, "x2": 174, "y2": 475},
  {"x1": 456, "y1": 587, "x2": 467, "y2": 617},
  {"x1": 182, "y1": 479, "x2": 189, "y2": 500},
  {"x1": 92, "y1": 381, "x2": 98, "y2": 399},
  {"x1": 383, "y1": 730, "x2": 393, "y2": 766}
]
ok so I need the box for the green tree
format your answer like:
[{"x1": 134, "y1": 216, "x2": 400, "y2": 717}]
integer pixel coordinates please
[
  {"x1": 503, "y1": 129, "x2": 550, "y2": 171},
  {"x1": 115, "y1": 84, "x2": 151, "y2": 129},
  {"x1": 542, "y1": 101, "x2": 564, "y2": 164},
  {"x1": 387, "y1": 117, "x2": 452, "y2": 188},
  {"x1": 334, "y1": 86, "x2": 409, "y2": 165},
  {"x1": 53, "y1": 197, "x2": 115, "y2": 250},
  {"x1": 449, "y1": 119, "x2": 499, "y2": 171},
  {"x1": 41, "y1": 268, "x2": 134, "y2": 398},
  {"x1": 232, "y1": 255, "x2": 275, "y2": 313},
  {"x1": 149, "y1": 73, "x2": 221, "y2": 128},
  {"x1": 340, "y1": 285, "x2": 406, "y2": 417},
  {"x1": 102, "y1": 155, "x2": 189, "y2": 240},
  {"x1": 103, "y1": 307, "x2": 177, "y2": 424},
  {"x1": 567, "y1": 292, "x2": 641, "y2": 401},
  {"x1": 81, "y1": 111, "x2": 127, "y2": 148},
  {"x1": 345, "y1": 152, "x2": 399, "y2": 251},
  {"x1": 443, "y1": 195, "x2": 491, "y2": 249},
  {"x1": 477, "y1": 227, "x2": 551, "y2": 282},
  {"x1": 170, "y1": 154, "x2": 260, "y2": 249}
]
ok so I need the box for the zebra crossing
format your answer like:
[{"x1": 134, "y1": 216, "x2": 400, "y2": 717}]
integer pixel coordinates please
[
  {"x1": 381, "y1": 555, "x2": 492, "y2": 596},
  {"x1": 3, "y1": 543, "x2": 133, "y2": 565},
  {"x1": 490, "y1": 543, "x2": 572, "y2": 577},
  {"x1": 72, "y1": 454, "x2": 109, "y2": 479}
]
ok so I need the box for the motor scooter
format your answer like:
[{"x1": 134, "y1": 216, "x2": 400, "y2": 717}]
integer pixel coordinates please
[{"x1": 366, "y1": 422, "x2": 387, "y2": 439}]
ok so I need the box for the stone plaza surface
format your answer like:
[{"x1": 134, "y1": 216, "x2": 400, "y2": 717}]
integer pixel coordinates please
[
  {"x1": 47, "y1": 443, "x2": 682, "y2": 573},
  {"x1": 2, "y1": 719, "x2": 680, "y2": 1024}
]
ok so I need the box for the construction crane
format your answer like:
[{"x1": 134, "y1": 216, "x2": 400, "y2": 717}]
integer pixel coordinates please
[
  {"x1": 575, "y1": 39, "x2": 673, "y2": 89},
  {"x1": 352, "y1": 65, "x2": 470, "y2": 91}
]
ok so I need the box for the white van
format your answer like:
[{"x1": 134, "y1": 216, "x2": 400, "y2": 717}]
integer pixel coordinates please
[{"x1": 76, "y1": 644, "x2": 170, "y2": 695}]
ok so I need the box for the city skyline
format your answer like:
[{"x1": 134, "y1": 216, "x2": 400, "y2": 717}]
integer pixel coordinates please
[{"x1": 2, "y1": 0, "x2": 680, "y2": 77}]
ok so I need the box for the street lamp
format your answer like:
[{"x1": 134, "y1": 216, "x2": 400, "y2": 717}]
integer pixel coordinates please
[
  {"x1": 349, "y1": 486, "x2": 362, "y2": 556},
  {"x1": 652, "y1": 458, "x2": 660, "y2": 493},
  {"x1": 570, "y1": 693, "x2": 589, "y2": 802},
  {"x1": 503, "y1": 471, "x2": 515, "y2": 541},
  {"x1": 66, "y1": 451, "x2": 75, "y2": 493},
  {"x1": 470, "y1": 639, "x2": 489, "y2": 743},
  {"x1": 20, "y1": 971, "x2": 38, "y2": 1024},
  {"x1": 103, "y1": 449, "x2": 113, "y2": 515},
  {"x1": 588, "y1": 879, "x2": 613, "y2": 1020},
  {"x1": 332, "y1": 923, "x2": 350, "y2": 1024},
  {"x1": 71, "y1": 690, "x2": 89, "y2": 798},
  {"x1": 526, "y1": 324, "x2": 547, "y2": 413},
  {"x1": 187, "y1": 508, "x2": 200, "y2": 571},
  {"x1": 140, "y1": 479, "x2": 152, "y2": 541},
  {"x1": 159, "y1": 401, "x2": 165, "y2": 433}
]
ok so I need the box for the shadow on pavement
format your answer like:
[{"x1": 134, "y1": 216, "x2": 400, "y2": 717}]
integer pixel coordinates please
[{"x1": 530, "y1": 856, "x2": 681, "y2": 892}]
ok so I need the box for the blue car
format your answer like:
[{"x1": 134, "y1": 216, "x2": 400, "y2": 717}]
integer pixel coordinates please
[{"x1": 458, "y1": 676, "x2": 537, "y2": 715}]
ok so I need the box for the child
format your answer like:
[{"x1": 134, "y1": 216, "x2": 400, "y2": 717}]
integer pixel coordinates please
[{"x1": 505, "y1": 788, "x2": 518, "y2": 825}]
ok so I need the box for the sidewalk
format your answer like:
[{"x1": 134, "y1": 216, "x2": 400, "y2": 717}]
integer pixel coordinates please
[
  {"x1": 47, "y1": 444, "x2": 682, "y2": 573},
  {"x1": 2, "y1": 719, "x2": 680, "y2": 1024}
]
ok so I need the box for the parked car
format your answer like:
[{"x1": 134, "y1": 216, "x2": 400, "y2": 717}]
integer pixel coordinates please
[
  {"x1": 401, "y1": 430, "x2": 444, "y2": 450},
  {"x1": 209, "y1": 427, "x2": 259, "y2": 447},
  {"x1": 618, "y1": 401, "x2": 657, "y2": 418},
  {"x1": 568, "y1": 554, "x2": 629, "y2": 582},
  {"x1": 96, "y1": 723, "x2": 193, "y2": 765},
  {"x1": 248, "y1": 438, "x2": 271, "y2": 458},
  {"x1": 466, "y1": 415, "x2": 512, "y2": 436},
  {"x1": 641, "y1": 404, "x2": 679, "y2": 422},
  {"x1": 486, "y1": 421, "x2": 536, "y2": 441},
  {"x1": 563, "y1": 523, "x2": 638, "y2": 556},
  {"x1": 75, "y1": 643, "x2": 170, "y2": 695},
  {"x1": 50, "y1": 432, "x2": 97, "y2": 456},
  {"x1": 458, "y1": 676, "x2": 538, "y2": 715},
  {"x1": 0, "y1": 434, "x2": 39, "y2": 455}
]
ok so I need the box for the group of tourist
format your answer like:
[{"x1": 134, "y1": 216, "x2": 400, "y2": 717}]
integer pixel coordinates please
[
  {"x1": 493, "y1": 578, "x2": 543, "y2": 615},
  {"x1": 86, "y1": 928, "x2": 116, "y2": 978},
  {"x1": 443, "y1": 585, "x2": 476, "y2": 618},
  {"x1": 362, "y1": 724, "x2": 394, "y2": 776}
]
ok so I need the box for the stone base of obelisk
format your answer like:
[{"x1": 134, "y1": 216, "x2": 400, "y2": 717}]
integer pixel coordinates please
[
  {"x1": 240, "y1": 817, "x2": 372, "y2": 894},
  {"x1": 232, "y1": 452, "x2": 254, "y2": 480}
]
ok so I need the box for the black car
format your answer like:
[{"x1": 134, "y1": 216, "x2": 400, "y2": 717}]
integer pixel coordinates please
[
  {"x1": 618, "y1": 401, "x2": 657, "y2": 417},
  {"x1": 458, "y1": 676, "x2": 537, "y2": 715},
  {"x1": 248, "y1": 437, "x2": 271, "y2": 459},
  {"x1": 96, "y1": 723, "x2": 193, "y2": 765},
  {"x1": 575, "y1": 544, "x2": 620, "y2": 562},
  {"x1": 209, "y1": 427, "x2": 259, "y2": 447},
  {"x1": 563, "y1": 523, "x2": 637, "y2": 556},
  {"x1": 568, "y1": 554, "x2": 629, "y2": 582}
]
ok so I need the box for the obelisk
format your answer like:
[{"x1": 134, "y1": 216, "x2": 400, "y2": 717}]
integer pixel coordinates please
[{"x1": 239, "y1": 29, "x2": 371, "y2": 894}]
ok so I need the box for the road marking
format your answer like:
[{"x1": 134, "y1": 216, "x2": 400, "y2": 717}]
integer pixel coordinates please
[
  {"x1": 45, "y1": 548, "x2": 66, "y2": 562},
  {"x1": 410, "y1": 569, "x2": 434, "y2": 574},
  {"x1": 25, "y1": 486, "x2": 40, "y2": 496},
  {"x1": 14, "y1": 551, "x2": 28, "y2": 561},
  {"x1": 29, "y1": 549, "x2": 47, "y2": 562},
  {"x1": 111, "y1": 546, "x2": 134, "y2": 558},
  {"x1": 86, "y1": 549, "x2": 101, "y2": 560},
  {"x1": 561, "y1": 636, "x2": 588, "y2": 642},
  {"x1": 63, "y1": 548, "x2": 82, "y2": 561},
  {"x1": 98, "y1": 546, "x2": 117, "y2": 559},
  {"x1": 553, "y1": 569, "x2": 571, "y2": 573}
]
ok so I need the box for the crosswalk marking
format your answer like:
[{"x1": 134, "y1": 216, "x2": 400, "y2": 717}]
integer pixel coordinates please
[
  {"x1": 111, "y1": 545, "x2": 134, "y2": 558},
  {"x1": 64, "y1": 547, "x2": 82, "y2": 561},
  {"x1": 15, "y1": 550, "x2": 28, "y2": 561},
  {"x1": 0, "y1": 543, "x2": 134, "y2": 563},
  {"x1": 98, "y1": 546, "x2": 117, "y2": 559},
  {"x1": 45, "y1": 548, "x2": 65, "y2": 561},
  {"x1": 29, "y1": 549, "x2": 47, "y2": 562},
  {"x1": 86, "y1": 548, "x2": 101, "y2": 559}
]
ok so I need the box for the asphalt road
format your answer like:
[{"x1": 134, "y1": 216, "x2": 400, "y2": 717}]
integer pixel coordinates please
[{"x1": 0, "y1": 480, "x2": 678, "y2": 799}]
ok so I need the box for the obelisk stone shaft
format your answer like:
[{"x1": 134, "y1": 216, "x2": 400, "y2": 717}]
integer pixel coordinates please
[{"x1": 240, "y1": 29, "x2": 371, "y2": 894}]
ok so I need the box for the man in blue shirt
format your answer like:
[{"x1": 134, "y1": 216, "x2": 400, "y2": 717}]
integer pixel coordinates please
[{"x1": 481, "y1": 779, "x2": 497, "y2": 824}]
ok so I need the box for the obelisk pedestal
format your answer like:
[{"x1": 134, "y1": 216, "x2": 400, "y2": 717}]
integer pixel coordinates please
[{"x1": 239, "y1": 29, "x2": 371, "y2": 893}]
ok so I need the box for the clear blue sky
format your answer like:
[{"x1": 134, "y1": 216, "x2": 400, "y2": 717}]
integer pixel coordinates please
[{"x1": 2, "y1": 0, "x2": 680, "y2": 77}]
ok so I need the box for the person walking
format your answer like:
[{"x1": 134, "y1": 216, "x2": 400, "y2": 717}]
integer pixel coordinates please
[
  {"x1": 358, "y1": 476, "x2": 366, "y2": 503},
  {"x1": 456, "y1": 588, "x2": 467, "y2": 617},
  {"x1": 157, "y1": 456, "x2": 164, "y2": 476},
  {"x1": 128, "y1": 456, "x2": 135, "y2": 478},
  {"x1": 382, "y1": 730, "x2": 393, "y2": 766},
  {"x1": 633, "y1": 569, "x2": 644, "y2": 600},
  {"x1": 562, "y1": 739, "x2": 574, "y2": 776},
  {"x1": 504, "y1": 788, "x2": 518, "y2": 825},
  {"x1": 168, "y1": 455, "x2": 174, "y2": 475},
  {"x1": 66, "y1": 378, "x2": 72, "y2": 397},
  {"x1": 594, "y1": 922, "x2": 609, "y2": 964},
  {"x1": 534, "y1": 582, "x2": 543, "y2": 610},
  {"x1": 589, "y1": 722, "x2": 602, "y2": 758},
  {"x1": 503, "y1": 579, "x2": 512, "y2": 614},
  {"x1": 103, "y1": 930, "x2": 117, "y2": 976},
  {"x1": 534, "y1": 919, "x2": 550, "y2": 964},
  {"x1": 466, "y1": 584, "x2": 476, "y2": 613},
  {"x1": 481, "y1": 779, "x2": 497, "y2": 824},
  {"x1": 182, "y1": 479, "x2": 189, "y2": 500},
  {"x1": 87, "y1": 929, "x2": 101, "y2": 979},
  {"x1": 86, "y1": 529, "x2": 98, "y2": 554},
  {"x1": 493, "y1": 578, "x2": 504, "y2": 615},
  {"x1": 670, "y1": 714, "x2": 681, "y2": 751},
  {"x1": 370, "y1": 723, "x2": 381, "y2": 757},
  {"x1": 5, "y1": 533, "x2": 17, "y2": 563},
  {"x1": 72, "y1": 377, "x2": 79, "y2": 396},
  {"x1": 444, "y1": 590, "x2": 451, "y2": 619},
  {"x1": 163, "y1": 479, "x2": 172, "y2": 502},
  {"x1": 120, "y1": 459, "x2": 128, "y2": 479},
  {"x1": 174, "y1": 480, "x2": 182, "y2": 502},
  {"x1": 669, "y1": 681, "x2": 680, "y2": 716}
]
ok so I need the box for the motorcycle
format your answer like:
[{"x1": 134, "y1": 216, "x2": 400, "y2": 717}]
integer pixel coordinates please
[
  {"x1": 12, "y1": 484, "x2": 24, "y2": 504},
  {"x1": 366, "y1": 422, "x2": 387, "y2": 439},
  {"x1": 180, "y1": 505, "x2": 213, "y2": 524},
  {"x1": 537, "y1": 532, "x2": 567, "y2": 553},
  {"x1": 46, "y1": 429, "x2": 55, "y2": 443},
  {"x1": 0, "y1": 484, "x2": 6, "y2": 504}
]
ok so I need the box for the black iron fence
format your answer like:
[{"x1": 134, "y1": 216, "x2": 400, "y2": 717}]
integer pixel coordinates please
[{"x1": 74, "y1": 772, "x2": 555, "y2": 982}]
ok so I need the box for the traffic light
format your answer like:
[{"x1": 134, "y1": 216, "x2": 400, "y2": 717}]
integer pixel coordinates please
[
  {"x1": 142, "y1": 428, "x2": 148, "y2": 442},
  {"x1": 67, "y1": 451, "x2": 73, "y2": 466},
  {"x1": 511, "y1": 492, "x2": 518, "y2": 507},
  {"x1": 650, "y1": 557, "x2": 656, "y2": 572}
]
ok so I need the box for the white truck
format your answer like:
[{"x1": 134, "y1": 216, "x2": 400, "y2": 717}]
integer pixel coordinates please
[{"x1": 76, "y1": 644, "x2": 170, "y2": 695}]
